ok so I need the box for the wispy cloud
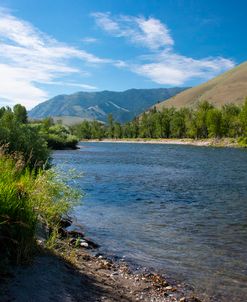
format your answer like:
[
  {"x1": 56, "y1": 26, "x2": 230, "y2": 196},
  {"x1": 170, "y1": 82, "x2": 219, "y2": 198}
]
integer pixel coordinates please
[
  {"x1": 92, "y1": 12, "x2": 173, "y2": 50},
  {"x1": 132, "y1": 51, "x2": 235, "y2": 85},
  {"x1": 0, "y1": 9, "x2": 106, "y2": 108},
  {"x1": 92, "y1": 12, "x2": 235, "y2": 85},
  {"x1": 81, "y1": 37, "x2": 99, "y2": 44},
  {"x1": 42, "y1": 80, "x2": 97, "y2": 90}
]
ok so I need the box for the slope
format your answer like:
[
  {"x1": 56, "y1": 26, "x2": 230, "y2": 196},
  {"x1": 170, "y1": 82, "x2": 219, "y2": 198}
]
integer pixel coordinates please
[{"x1": 156, "y1": 61, "x2": 247, "y2": 110}]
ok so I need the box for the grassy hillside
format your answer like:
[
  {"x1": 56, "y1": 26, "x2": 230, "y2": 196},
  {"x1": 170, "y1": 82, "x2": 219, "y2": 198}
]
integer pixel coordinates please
[{"x1": 156, "y1": 61, "x2": 247, "y2": 109}]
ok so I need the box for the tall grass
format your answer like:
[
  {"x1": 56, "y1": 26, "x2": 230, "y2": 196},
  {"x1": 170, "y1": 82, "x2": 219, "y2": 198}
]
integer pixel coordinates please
[
  {"x1": 0, "y1": 152, "x2": 80, "y2": 265},
  {"x1": 0, "y1": 155, "x2": 35, "y2": 264}
]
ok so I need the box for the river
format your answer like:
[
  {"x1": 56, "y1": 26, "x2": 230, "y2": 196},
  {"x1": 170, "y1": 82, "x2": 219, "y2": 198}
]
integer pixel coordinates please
[{"x1": 53, "y1": 142, "x2": 247, "y2": 301}]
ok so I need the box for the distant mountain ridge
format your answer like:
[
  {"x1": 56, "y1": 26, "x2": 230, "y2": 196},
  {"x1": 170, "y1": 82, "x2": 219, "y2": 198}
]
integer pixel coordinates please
[
  {"x1": 156, "y1": 61, "x2": 247, "y2": 110},
  {"x1": 29, "y1": 88, "x2": 188, "y2": 124}
]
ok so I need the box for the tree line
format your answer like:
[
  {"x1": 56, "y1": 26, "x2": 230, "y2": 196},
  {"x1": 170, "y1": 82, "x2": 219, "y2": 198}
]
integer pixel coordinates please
[{"x1": 70, "y1": 100, "x2": 247, "y2": 145}]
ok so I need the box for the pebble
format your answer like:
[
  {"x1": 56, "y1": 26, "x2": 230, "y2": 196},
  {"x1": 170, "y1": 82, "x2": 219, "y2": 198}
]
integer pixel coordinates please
[{"x1": 80, "y1": 240, "x2": 89, "y2": 248}]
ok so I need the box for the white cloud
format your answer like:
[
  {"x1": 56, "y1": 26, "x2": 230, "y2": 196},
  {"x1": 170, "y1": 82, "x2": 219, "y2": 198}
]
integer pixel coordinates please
[
  {"x1": 0, "y1": 9, "x2": 106, "y2": 108},
  {"x1": 92, "y1": 12, "x2": 235, "y2": 85},
  {"x1": 132, "y1": 51, "x2": 235, "y2": 85},
  {"x1": 92, "y1": 12, "x2": 174, "y2": 50}
]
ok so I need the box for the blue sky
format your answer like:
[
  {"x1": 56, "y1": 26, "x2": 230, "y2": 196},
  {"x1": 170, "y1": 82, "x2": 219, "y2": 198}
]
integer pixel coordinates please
[{"x1": 0, "y1": 0, "x2": 246, "y2": 109}]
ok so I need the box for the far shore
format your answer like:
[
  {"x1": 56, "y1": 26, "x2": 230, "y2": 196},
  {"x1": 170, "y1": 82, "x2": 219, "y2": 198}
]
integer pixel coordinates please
[{"x1": 81, "y1": 138, "x2": 240, "y2": 148}]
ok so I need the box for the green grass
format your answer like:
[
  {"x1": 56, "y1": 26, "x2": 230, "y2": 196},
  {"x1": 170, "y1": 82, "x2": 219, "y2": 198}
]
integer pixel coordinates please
[{"x1": 0, "y1": 152, "x2": 80, "y2": 265}]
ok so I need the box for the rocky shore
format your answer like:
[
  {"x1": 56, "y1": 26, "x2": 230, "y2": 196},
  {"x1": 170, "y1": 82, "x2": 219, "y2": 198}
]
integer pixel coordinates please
[{"x1": 1, "y1": 218, "x2": 203, "y2": 302}]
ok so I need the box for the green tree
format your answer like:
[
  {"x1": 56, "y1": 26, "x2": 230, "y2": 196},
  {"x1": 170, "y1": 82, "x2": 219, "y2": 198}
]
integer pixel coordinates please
[
  {"x1": 221, "y1": 104, "x2": 241, "y2": 137},
  {"x1": 194, "y1": 101, "x2": 213, "y2": 138},
  {"x1": 13, "y1": 104, "x2": 28, "y2": 124},
  {"x1": 240, "y1": 99, "x2": 247, "y2": 136},
  {"x1": 113, "y1": 122, "x2": 123, "y2": 138},
  {"x1": 107, "y1": 114, "x2": 114, "y2": 138},
  {"x1": 206, "y1": 108, "x2": 223, "y2": 138},
  {"x1": 170, "y1": 109, "x2": 187, "y2": 138}
]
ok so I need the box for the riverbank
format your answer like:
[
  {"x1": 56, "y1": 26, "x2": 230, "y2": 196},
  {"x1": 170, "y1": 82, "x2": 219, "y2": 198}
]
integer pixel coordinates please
[
  {"x1": 81, "y1": 138, "x2": 240, "y2": 148},
  {"x1": 1, "y1": 229, "x2": 202, "y2": 302}
]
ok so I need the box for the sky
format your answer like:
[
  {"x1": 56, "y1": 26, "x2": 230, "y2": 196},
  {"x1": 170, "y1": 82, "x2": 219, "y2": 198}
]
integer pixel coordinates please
[{"x1": 0, "y1": 0, "x2": 246, "y2": 109}]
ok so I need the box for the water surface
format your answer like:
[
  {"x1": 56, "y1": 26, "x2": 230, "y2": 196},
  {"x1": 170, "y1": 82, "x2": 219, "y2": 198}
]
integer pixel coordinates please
[{"x1": 53, "y1": 143, "x2": 247, "y2": 301}]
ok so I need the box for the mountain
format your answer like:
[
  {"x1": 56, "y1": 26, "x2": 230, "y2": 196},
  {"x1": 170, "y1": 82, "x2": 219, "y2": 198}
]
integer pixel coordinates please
[
  {"x1": 156, "y1": 61, "x2": 247, "y2": 110},
  {"x1": 29, "y1": 88, "x2": 188, "y2": 124}
]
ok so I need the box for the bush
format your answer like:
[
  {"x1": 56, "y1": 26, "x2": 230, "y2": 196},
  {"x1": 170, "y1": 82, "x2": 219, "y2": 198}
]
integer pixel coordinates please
[
  {"x1": 0, "y1": 109, "x2": 50, "y2": 169},
  {"x1": 238, "y1": 137, "x2": 247, "y2": 147}
]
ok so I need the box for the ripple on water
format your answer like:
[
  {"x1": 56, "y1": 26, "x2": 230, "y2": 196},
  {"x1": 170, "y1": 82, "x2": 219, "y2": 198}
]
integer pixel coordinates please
[{"x1": 53, "y1": 143, "x2": 247, "y2": 302}]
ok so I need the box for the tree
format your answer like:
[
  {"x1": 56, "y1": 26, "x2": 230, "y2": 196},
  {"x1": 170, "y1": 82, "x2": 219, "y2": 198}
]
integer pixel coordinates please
[
  {"x1": 206, "y1": 108, "x2": 223, "y2": 138},
  {"x1": 113, "y1": 122, "x2": 123, "y2": 138},
  {"x1": 107, "y1": 114, "x2": 114, "y2": 138},
  {"x1": 240, "y1": 99, "x2": 247, "y2": 137},
  {"x1": 221, "y1": 104, "x2": 241, "y2": 137},
  {"x1": 170, "y1": 109, "x2": 187, "y2": 138},
  {"x1": 13, "y1": 104, "x2": 28, "y2": 124},
  {"x1": 194, "y1": 101, "x2": 213, "y2": 138}
]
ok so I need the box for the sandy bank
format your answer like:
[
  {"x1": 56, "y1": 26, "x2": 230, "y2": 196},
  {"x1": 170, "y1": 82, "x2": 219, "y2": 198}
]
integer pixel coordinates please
[{"x1": 81, "y1": 138, "x2": 239, "y2": 148}]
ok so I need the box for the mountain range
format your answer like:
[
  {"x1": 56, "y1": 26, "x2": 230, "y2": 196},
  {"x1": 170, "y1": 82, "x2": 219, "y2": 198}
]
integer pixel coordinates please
[
  {"x1": 156, "y1": 61, "x2": 247, "y2": 110},
  {"x1": 29, "y1": 88, "x2": 188, "y2": 124}
]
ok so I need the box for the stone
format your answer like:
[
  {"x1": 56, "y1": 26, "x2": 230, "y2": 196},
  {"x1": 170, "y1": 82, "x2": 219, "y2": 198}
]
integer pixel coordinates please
[
  {"x1": 80, "y1": 241, "x2": 89, "y2": 248},
  {"x1": 60, "y1": 216, "x2": 72, "y2": 228},
  {"x1": 83, "y1": 237, "x2": 100, "y2": 249}
]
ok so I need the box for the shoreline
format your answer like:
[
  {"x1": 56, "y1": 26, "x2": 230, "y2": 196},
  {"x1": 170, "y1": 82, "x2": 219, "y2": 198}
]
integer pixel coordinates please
[
  {"x1": 80, "y1": 138, "x2": 240, "y2": 148},
  {"x1": 1, "y1": 222, "x2": 203, "y2": 302}
]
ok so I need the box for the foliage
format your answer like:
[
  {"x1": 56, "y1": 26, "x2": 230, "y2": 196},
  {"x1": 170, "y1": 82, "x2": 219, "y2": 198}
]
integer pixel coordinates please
[
  {"x1": 0, "y1": 104, "x2": 80, "y2": 266},
  {"x1": 0, "y1": 152, "x2": 80, "y2": 265},
  {"x1": 0, "y1": 154, "x2": 36, "y2": 264},
  {"x1": 0, "y1": 106, "x2": 50, "y2": 169},
  {"x1": 71, "y1": 100, "x2": 247, "y2": 144},
  {"x1": 44, "y1": 124, "x2": 78, "y2": 150},
  {"x1": 0, "y1": 105, "x2": 78, "y2": 164},
  {"x1": 70, "y1": 120, "x2": 105, "y2": 140},
  {"x1": 13, "y1": 104, "x2": 28, "y2": 124}
]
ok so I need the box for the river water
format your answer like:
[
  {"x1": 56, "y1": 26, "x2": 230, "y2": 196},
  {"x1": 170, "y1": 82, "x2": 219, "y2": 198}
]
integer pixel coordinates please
[{"x1": 53, "y1": 142, "x2": 247, "y2": 301}]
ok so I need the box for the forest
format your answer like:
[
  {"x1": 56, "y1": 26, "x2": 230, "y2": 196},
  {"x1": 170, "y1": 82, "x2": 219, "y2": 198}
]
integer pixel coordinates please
[{"x1": 70, "y1": 100, "x2": 247, "y2": 146}]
